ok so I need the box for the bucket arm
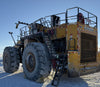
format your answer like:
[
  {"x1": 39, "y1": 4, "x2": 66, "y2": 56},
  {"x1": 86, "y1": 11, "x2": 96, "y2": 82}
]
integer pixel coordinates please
[{"x1": 15, "y1": 21, "x2": 29, "y2": 29}]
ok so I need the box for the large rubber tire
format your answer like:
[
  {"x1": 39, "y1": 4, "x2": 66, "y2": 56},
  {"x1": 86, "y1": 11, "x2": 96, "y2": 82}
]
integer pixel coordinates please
[
  {"x1": 3, "y1": 47, "x2": 20, "y2": 73},
  {"x1": 22, "y1": 42, "x2": 51, "y2": 81}
]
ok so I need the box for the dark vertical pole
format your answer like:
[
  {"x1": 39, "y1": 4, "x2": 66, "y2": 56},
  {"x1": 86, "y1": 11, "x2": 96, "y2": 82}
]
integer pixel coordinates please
[
  {"x1": 77, "y1": 8, "x2": 79, "y2": 22},
  {"x1": 65, "y1": 10, "x2": 68, "y2": 52},
  {"x1": 65, "y1": 10, "x2": 68, "y2": 24},
  {"x1": 96, "y1": 17, "x2": 97, "y2": 28},
  {"x1": 78, "y1": 8, "x2": 79, "y2": 15},
  {"x1": 88, "y1": 12, "x2": 89, "y2": 25}
]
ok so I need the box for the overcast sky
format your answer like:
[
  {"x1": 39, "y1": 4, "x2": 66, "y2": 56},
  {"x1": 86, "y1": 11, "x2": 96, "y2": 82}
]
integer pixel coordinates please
[{"x1": 0, "y1": 0, "x2": 100, "y2": 56}]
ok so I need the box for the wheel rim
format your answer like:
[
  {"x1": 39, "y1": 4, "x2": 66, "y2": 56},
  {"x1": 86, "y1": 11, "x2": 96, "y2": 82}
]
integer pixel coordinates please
[{"x1": 25, "y1": 52, "x2": 36, "y2": 72}]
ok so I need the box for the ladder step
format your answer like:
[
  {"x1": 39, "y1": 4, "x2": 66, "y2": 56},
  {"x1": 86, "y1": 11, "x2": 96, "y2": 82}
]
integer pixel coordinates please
[
  {"x1": 43, "y1": 35, "x2": 57, "y2": 57},
  {"x1": 51, "y1": 56, "x2": 67, "y2": 87}
]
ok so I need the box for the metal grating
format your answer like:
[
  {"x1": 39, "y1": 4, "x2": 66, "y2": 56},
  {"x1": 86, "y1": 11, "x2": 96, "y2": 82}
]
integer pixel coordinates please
[{"x1": 81, "y1": 33, "x2": 96, "y2": 63}]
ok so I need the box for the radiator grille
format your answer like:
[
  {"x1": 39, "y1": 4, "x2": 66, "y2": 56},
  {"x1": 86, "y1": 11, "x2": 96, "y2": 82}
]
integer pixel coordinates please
[{"x1": 81, "y1": 33, "x2": 96, "y2": 63}]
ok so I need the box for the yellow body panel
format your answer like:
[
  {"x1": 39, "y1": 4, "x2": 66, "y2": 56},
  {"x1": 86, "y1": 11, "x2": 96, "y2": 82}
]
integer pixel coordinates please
[
  {"x1": 67, "y1": 24, "x2": 78, "y2": 50},
  {"x1": 43, "y1": 24, "x2": 67, "y2": 39},
  {"x1": 78, "y1": 23, "x2": 97, "y2": 36},
  {"x1": 67, "y1": 22, "x2": 100, "y2": 76},
  {"x1": 68, "y1": 51, "x2": 80, "y2": 76},
  {"x1": 97, "y1": 52, "x2": 100, "y2": 64},
  {"x1": 56, "y1": 27, "x2": 66, "y2": 39},
  {"x1": 54, "y1": 24, "x2": 66, "y2": 39}
]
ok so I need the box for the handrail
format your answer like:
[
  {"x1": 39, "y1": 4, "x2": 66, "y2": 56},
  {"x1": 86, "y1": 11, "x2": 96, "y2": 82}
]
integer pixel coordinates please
[
  {"x1": 66, "y1": 7, "x2": 97, "y2": 17},
  {"x1": 18, "y1": 7, "x2": 97, "y2": 37},
  {"x1": 34, "y1": 7, "x2": 97, "y2": 26}
]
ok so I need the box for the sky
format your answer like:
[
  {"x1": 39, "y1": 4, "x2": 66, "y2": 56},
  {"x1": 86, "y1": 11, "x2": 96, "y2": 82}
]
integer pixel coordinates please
[{"x1": 0, "y1": 0, "x2": 100, "y2": 57}]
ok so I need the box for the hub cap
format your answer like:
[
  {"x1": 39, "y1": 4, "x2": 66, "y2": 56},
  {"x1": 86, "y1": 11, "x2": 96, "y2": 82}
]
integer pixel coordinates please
[{"x1": 25, "y1": 53, "x2": 36, "y2": 72}]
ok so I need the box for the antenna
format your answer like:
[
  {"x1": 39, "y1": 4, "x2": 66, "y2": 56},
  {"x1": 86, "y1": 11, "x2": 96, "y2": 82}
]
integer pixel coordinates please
[{"x1": 9, "y1": 32, "x2": 16, "y2": 45}]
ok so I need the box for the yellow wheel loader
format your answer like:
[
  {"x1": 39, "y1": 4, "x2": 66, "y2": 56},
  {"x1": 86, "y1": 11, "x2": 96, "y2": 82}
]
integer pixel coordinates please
[{"x1": 3, "y1": 7, "x2": 100, "y2": 86}]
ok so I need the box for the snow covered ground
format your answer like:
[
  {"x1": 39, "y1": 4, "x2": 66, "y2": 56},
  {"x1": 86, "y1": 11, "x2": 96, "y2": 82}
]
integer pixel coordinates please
[{"x1": 0, "y1": 59, "x2": 100, "y2": 87}]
